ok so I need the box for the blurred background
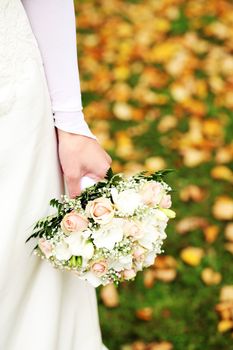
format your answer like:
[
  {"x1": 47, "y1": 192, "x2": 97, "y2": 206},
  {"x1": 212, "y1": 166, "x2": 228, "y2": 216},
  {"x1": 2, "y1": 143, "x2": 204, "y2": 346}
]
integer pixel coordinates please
[{"x1": 75, "y1": 0, "x2": 233, "y2": 349}]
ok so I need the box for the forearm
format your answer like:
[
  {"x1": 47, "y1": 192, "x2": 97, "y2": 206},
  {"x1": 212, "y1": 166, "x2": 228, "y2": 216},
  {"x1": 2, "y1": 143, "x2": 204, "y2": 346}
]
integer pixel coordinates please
[{"x1": 22, "y1": 0, "x2": 97, "y2": 140}]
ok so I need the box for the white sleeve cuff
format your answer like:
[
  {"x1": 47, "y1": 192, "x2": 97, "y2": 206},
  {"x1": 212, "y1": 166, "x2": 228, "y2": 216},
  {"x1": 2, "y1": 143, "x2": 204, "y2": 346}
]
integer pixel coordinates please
[{"x1": 53, "y1": 111, "x2": 98, "y2": 141}]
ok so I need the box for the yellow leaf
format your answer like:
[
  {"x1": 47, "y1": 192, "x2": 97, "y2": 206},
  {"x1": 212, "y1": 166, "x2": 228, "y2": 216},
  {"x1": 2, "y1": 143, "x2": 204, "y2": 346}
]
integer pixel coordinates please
[
  {"x1": 182, "y1": 148, "x2": 210, "y2": 167},
  {"x1": 150, "y1": 42, "x2": 181, "y2": 63},
  {"x1": 180, "y1": 246, "x2": 205, "y2": 266},
  {"x1": 218, "y1": 320, "x2": 233, "y2": 333},
  {"x1": 144, "y1": 157, "x2": 167, "y2": 172},
  {"x1": 203, "y1": 119, "x2": 223, "y2": 139},
  {"x1": 225, "y1": 223, "x2": 233, "y2": 242},
  {"x1": 113, "y1": 66, "x2": 130, "y2": 81},
  {"x1": 220, "y1": 286, "x2": 233, "y2": 302},
  {"x1": 212, "y1": 196, "x2": 233, "y2": 221},
  {"x1": 215, "y1": 145, "x2": 233, "y2": 164},
  {"x1": 201, "y1": 267, "x2": 222, "y2": 285},
  {"x1": 211, "y1": 165, "x2": 233, "y2": 183},
  {"x1": 113, "y1": 102, "x2": 133, "y2": 121},
  {"x1": 157, "y1": 115, "x2": 178, "y2": 133},
  {"x1": 224, "y1": 243, "x2": 233, "y2": 254}
]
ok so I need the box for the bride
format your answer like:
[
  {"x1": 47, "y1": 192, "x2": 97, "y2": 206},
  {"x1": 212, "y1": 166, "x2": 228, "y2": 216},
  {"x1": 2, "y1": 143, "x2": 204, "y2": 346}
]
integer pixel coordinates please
[{"x1": 0, "y1": 0, "x2": 111, "y2": 349}]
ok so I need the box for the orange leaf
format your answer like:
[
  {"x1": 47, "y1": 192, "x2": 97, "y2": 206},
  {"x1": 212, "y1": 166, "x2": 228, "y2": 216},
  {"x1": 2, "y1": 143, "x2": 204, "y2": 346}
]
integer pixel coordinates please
[
  {"x1": 154, "y1": 269, "x2": 177, "y2": 282},
  {"x1": 203, "y1": 225, "x2": 220, "y2": 243},
  {"x1": 153, "y1": 255, "x2": 177, "y2": 269},
  {"x1": 180, "y1": 185, "x2": 206, "y2": 202},
  {"x1": 148, "y1": 342, "x2": 173, "y2": 350},
  {"x1": 143, "y1": 269, "x2": 155, "y2": 289},
  {"x1": 100, "y1": 284, "x2": 120, "y2": 308},
  {"x1": 176, "y1": 217, "x2": 208, "y2": 234},
  {"x1": 136, "y1": 307, "x2": 153, "y2": 321}
]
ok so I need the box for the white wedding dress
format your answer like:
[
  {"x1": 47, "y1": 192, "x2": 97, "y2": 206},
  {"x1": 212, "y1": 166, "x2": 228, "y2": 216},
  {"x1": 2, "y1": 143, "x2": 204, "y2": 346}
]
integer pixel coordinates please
[{"x1": 0, "y1": 0, "x2": 107, "y2": 349}]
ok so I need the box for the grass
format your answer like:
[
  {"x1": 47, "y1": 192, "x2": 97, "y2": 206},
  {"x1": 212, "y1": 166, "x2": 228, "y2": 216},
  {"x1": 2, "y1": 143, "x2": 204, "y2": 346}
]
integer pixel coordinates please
[{"x1": 75, "y1": 0, "x2": 233, "y2": 348}]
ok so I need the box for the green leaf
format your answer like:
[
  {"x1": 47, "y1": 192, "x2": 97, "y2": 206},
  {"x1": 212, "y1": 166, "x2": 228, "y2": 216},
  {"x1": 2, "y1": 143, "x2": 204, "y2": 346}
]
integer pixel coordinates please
[
  {"x1": 76, "y1": 256, "x2": 83, "y2": 267},
  {"x1": 104, "y1": 167, "x2": 114, "y2": 181}
]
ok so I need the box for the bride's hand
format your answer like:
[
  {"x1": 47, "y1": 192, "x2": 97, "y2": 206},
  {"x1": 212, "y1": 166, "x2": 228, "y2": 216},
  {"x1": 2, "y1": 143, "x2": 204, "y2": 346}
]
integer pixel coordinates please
[{"x1": 57, "y1": 129, "x2": 112, "y2": 198}]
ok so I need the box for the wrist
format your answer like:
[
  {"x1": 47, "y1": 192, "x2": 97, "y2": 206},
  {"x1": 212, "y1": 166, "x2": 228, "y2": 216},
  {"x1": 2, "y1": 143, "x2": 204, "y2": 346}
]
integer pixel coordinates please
[{"x1": 56, "y1": 127, "x2": 97, "y2": 142}]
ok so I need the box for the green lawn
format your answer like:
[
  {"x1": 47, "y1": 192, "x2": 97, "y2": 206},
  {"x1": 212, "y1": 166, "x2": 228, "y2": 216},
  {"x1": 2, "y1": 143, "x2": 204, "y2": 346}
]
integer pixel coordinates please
[{"x1": 75, "y1": 0, "x2": 233, "y2": 348}]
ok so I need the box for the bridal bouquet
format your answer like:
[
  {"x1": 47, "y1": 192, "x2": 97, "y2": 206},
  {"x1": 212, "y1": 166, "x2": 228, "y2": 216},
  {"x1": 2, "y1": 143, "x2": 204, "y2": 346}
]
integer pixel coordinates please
[{"x1": 26, "y1": 168, "x2": 175, "y2": 287}]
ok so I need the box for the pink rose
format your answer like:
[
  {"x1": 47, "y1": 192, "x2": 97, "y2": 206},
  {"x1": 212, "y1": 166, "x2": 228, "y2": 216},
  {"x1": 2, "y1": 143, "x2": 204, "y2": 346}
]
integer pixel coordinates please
[
  {"x1": 133, "y1": 246, "x2": 146, "y2": 262},
  {"x1": 85, "y1": 197, "x2": 114, "y2": 225},
  {"x1": 38, "y1": 238, "x2": 53, "y2": 258},
  {"x1": 123, "y1": 269, "x2": 137, "y2": 280},
  {"x1": 61, "y1": 210, "x2": 89, "y2": 235},
  {"x1": 91, "y1": 260, "x2": 108, "y2": 277},
  {"x1": 140, "y1": 181, "x2": 164, "y2": 206},
  {"x1": 159, "y1": 194, "x2": 172, "y2": 209},
  {"x1": 123, "y1": 221, "x2": 144, "y2": 240}
]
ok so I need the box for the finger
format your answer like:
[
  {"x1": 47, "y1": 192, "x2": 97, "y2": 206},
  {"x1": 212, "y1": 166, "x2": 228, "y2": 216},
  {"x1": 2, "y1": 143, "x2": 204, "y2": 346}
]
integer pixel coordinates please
[
  {"x1": 92, "y1": 163, "x2": 111, "y2": 180},
  {"x1": 65, "y1": 174, "x2": 82, "y2": 199},
  {"x1": 105, "y1": 153, "x2": 112, "y2": 164}
]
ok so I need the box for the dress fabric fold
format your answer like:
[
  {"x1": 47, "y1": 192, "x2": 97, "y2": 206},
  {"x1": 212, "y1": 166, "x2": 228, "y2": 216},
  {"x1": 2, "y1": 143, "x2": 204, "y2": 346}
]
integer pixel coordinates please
[{"x1": 0, "y1": 1, "x2": 106, "y2": 349}]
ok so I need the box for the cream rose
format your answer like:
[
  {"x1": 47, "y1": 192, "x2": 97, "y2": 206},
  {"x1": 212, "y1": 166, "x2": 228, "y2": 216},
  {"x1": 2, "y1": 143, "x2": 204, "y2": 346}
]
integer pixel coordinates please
[
  {"x1": 91, "y1": 260, "x2": 108, "y2": 277},
  {"x1": 140, "y1": 181, "x2": 164, "y2": 206},
  {"x1": 38, "y1": 238, "x2": 53, "y2": 259},
  {"x1": 123, "y1": 269, "x2": 136, "y2": 280},
  {"x1": 85, "y1": 197, "x2": 114, "y2": 225},
  {"x1": 61, "y1": 210, "x2": 89, "y2": 235},
  {"x1": 159, "y1": 194, "x2": 172, "y2": 209},
  {"x1": 123, "y1": 220, "x2": 144, "y2": 240}
]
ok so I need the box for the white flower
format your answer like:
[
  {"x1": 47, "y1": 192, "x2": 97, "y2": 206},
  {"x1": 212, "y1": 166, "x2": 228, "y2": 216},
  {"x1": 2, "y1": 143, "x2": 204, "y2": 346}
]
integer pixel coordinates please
[
  {"x1": 137, "y1": 214, "x2": 167, "y2": 250},
  {"x1": 152, "y1": 208, "x2": 169, "y2": 222},
  {"x1": 81, "y1": 229, "x2": 92, "y2": 240},
  {"x1": 111, "y1": 188, "x2": 142, "y2": 215},
  {"x1": 78, "y1": 271, "x2": 102, "y2": 288},
  {"x1": 143, "y1": 251, "x2": 157, "y2": 267},
  {"x1": 138, "y1": 223, "x2": 160, "y2": 250},
  {"x1": 108, "y1": 255, "x2": 133, "y2": 271},
  {"x1": 54, "y1": 241, "x2": 72, "y2": 261},
  {"x1": 92, "y1": 218, "x2": 124, "y2": 250},
  {"x1": 64, "y1": 232, "x2": 94, "y2": 260},
  {"x1": 151, "y1": 209, "x2": 169, "y2": 229}
]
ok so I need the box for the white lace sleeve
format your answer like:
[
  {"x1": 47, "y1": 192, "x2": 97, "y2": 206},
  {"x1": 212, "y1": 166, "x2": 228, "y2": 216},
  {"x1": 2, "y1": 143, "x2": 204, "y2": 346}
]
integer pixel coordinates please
[{"x1": 21, "y1": 0, "x2": 97, "y2": 140}]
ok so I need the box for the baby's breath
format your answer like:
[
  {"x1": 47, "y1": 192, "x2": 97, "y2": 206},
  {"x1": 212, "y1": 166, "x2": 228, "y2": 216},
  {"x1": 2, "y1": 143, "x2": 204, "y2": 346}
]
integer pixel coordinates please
[{"x1": 27, "y1": 168, "x2": 175, "y2": 287}]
